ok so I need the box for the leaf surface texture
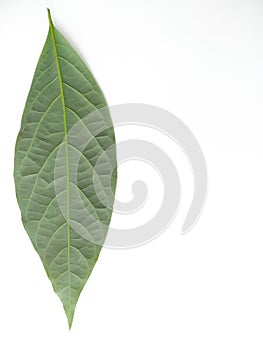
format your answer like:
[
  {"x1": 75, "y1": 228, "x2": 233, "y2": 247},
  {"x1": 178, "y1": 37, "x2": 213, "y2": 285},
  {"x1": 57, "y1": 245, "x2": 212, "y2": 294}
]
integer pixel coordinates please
[{"x1": 14, "y1": 10, "x2": 117, "y2": 328}]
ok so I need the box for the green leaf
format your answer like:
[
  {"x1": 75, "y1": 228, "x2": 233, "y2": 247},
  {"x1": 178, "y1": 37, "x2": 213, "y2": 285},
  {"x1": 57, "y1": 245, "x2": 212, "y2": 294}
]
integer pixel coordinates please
[{"x1": 14, "y1": 9, "x2": 117, "y2": 328}]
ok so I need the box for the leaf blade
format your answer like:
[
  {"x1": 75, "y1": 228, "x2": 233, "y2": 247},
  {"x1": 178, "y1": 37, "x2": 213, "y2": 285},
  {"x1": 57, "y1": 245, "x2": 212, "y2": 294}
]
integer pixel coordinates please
[{"x1": 14, "y1": 10, "x2": 117, "y2": 328}]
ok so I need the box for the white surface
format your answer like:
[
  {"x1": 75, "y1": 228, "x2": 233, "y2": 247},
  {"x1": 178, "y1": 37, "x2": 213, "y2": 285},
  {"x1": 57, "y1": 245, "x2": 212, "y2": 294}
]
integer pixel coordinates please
[{"x1": 0, "y1": 0, "x2": 263, "y2": 348}]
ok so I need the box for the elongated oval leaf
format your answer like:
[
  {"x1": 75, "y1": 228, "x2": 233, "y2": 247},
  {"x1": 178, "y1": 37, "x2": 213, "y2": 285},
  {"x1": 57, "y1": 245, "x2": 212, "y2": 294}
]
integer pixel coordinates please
[{"x1": 14, "y1": 10, "x2": 117, "y2": 328}]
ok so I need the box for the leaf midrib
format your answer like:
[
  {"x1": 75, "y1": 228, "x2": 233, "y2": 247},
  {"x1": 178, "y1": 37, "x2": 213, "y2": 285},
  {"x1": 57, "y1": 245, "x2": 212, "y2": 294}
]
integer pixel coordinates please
[{"x1": 48, "y1": 9, "x2": 71, "y2": 317}]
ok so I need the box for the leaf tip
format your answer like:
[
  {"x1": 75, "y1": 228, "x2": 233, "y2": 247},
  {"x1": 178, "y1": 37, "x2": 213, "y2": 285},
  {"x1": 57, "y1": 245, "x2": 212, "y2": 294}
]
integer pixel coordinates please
[
  {"x1": 66, "y1": 310, "x2": 75, "y2": 330},
  {"x1": 68, "y1": 319, "x2": 73, "y2": 330}
]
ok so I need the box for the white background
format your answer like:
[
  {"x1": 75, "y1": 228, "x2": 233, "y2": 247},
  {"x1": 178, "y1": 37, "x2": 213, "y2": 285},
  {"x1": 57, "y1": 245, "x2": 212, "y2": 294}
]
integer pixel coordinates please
[{"x1": 1, "y1": 0, "x2": 263, "y2": 348}]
